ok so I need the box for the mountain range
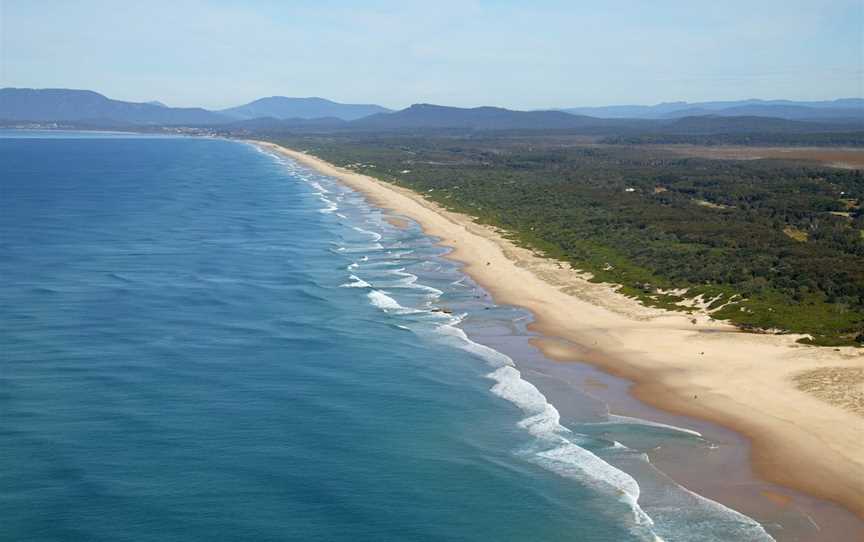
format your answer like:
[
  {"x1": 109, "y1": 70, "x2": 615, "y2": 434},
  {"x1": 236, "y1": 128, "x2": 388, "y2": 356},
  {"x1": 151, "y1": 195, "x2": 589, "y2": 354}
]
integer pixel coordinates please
[
  {"x1": 235, "y1": 105, "x2": 855, "y2": 135},
  {"x1": 560, "y1": 98, "x2": 864, "y2": 121},
  {"x1": 0, "y1": 89, "x2": 391, "y2": 125},
  {"x1": 1, "y1": 88, "x2": 862, "y2": 132},
  {"x1": 0, "y1": 88, "x2": 225, "y2": 125},
  {"x1": 219, "y1": 96, "x2": 390, "y2": 121},
  {"x1": 352, "y1": 104, "x2": 630, "y2": 130}
]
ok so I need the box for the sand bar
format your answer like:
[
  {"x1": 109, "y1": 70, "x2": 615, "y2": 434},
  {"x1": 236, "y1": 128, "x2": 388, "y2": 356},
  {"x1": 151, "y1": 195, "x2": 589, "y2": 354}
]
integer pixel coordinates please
[{"x1": 255, "y1": 141, "x2": 864, "y2": 520}]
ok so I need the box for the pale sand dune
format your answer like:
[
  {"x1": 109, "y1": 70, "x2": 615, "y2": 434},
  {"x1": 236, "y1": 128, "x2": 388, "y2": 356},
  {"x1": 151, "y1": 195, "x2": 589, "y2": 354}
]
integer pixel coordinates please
[{"x1": 256, "y1": 141, "x2": 864, "y2": 519}]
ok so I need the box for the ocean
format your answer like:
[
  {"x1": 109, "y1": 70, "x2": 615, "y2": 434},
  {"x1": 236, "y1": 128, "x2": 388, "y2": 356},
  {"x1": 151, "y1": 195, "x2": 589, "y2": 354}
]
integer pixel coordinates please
[{"x1": 0, "y1": 131, "x2": 776, "y2": 541}]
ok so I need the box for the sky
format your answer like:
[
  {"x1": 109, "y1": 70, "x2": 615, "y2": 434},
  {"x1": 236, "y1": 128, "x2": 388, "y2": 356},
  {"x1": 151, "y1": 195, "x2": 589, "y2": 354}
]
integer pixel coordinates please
[{"x1": 1, "y1": 0, "x2": 861, "y2": 110}]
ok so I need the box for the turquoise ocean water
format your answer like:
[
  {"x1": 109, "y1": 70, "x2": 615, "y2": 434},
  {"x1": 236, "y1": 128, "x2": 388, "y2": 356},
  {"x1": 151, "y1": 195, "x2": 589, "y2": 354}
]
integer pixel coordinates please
[{"x1": 0, "y1": 132, "x2": 776, "y2": 541}]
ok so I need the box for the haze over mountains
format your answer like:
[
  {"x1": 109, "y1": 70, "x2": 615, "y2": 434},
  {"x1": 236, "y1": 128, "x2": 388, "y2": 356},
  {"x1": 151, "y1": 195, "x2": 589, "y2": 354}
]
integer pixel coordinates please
[
  {"x1": 0, "y1": 88, "x2": 224, "y2": 125},
  {"x1": 219, "y1": 96, "x2": 391, "y2": 121},
  {"x1": 1, "y1": 88, "x2": 862, "y2": 133},
  {"x1": 562, "y1": 99, "x2": 864, "y2": 122},
  {"x1": 354, "y1": 104, "x2": 625, "y2": 130},
  {"x1": 0, "y1": 89, "x2": 392, "y2": 125}
]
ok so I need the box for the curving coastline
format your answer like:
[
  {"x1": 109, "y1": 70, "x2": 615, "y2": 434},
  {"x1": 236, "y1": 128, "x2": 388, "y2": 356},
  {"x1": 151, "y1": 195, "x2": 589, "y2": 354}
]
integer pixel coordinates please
[{"x1": 253, "y1": 141, "x2": 864, "y2": 523}]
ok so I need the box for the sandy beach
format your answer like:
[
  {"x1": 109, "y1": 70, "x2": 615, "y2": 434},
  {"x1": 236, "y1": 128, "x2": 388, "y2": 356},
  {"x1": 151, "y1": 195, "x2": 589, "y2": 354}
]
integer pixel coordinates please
[{"x1": 256, "y1": 141, "x2": 864, "y2": 522}]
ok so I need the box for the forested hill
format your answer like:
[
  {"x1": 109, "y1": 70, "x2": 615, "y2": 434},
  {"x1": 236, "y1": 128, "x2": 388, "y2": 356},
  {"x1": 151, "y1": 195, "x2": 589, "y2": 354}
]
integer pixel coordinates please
[
  {"x1": 220, "y1": 96, "x2": 391, "y2": 121},
  {"x1": 0, "y1": 88, "x2": 228, "y2": 125},
  {"x1": 351, "y1": 104, "x2": 631, "y2": 130},
  {"x1": 222, "y1": 107, "x2": 862, "y2": 147},
  {"x1": 269, "y1": 133, "x2": 864, "y2": 346}
]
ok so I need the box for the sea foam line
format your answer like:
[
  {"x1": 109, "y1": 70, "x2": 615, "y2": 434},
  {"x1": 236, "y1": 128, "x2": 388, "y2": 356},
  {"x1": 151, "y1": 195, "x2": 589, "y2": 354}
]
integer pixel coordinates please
[
  {"x1": 606, "y1": 414, "x2": 703, "y2": 438},
  {"x1": 333, "y1": 193, "x2": 658, "y2": 533},
  {"x1": 433, "y1": 321, "x2": 658, "y2": 534},
  {"x1": 340, "y1": 275, "x2": 371, "y2": 288},
  {"x1": 386, "y1": 267, "x2": 444, "y2": 296},
  {"x1": 334, "y1": 243, "x2": 384, "y2": 253},
  {"x1": 367, "y1": 290, "x2": 425, "y2": 314},
  {"x1": 434, "y1": 319, "x2": 774, "y2": 541},
  {"x1": 308, "y1": 180, "x2": 329, "y2": 194},
  {"x1": 352, "y1": 225, "x2": 383, "y2": 242},
  {"x1": 319, "y1": 195, "x2": 338, "y2": 214}
]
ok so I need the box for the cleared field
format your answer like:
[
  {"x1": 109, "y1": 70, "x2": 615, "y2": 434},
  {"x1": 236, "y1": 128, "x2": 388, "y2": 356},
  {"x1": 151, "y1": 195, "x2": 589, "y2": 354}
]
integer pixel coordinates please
[{"x1": 654, "y1": 145, "x2": 864, "y2": 169}]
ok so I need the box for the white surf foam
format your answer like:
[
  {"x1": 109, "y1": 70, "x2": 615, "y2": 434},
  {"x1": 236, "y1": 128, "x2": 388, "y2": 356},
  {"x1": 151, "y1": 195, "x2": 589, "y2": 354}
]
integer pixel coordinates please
[
  {"x1": 340, "y1": 275, "x2": 371, "y2": 288},
  {"x1": 488, "y1": 364, "x2": 654, "y2": 526},
  {"x1": 308, "y1": 180, "x2": 329, "y2": 194},
  {"x1": 645, "y1": 481, "x2": 774, "y2": 542},
  {"x1": 435, "y1": 323, "x2": 514, "y2": 368},
  {"x1": 431, "y1": 320, "x2": 660, "y2": 535},
  {"x1": 386, "y1": 267, "x2": 444, "y2": 296},
  {"x1": 319, "y1": 195, "x2": 338, "y2": 214},
  {"x1": 606, "y1": 414, "x2": 703, "y2": 438},
  {"x1": 253, "y1": 147, "x2": 280, "y2": 162},
  {"x1": 352, "y1": 226, "x2": 383, "y2": 242},
  {"x1": 434, "y1": 323, "x2": 773, "y2": 540},
  {"x1": 365, "y1": 289, "x2": 448, "y2": 318},
  {"x1": 368, "y1": 290, "x2": 401, "y2": 310},
  {"x1": 366, "y1": 290, "x2": 425, "y2": 314},
  {"x1": 336, "y1": 243, "x2": 383, "y2": 253}
]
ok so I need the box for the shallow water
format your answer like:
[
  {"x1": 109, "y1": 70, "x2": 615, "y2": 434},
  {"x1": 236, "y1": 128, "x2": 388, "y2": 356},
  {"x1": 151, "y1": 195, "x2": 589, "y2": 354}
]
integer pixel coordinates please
[{"x1": 1, "y1": 131, "x2": 777, "y2": 541}]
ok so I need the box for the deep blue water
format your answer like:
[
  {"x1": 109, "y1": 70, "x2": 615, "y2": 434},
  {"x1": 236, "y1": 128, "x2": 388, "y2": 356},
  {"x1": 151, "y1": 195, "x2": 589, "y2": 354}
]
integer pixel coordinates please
[{"x1": 0, "y1": 132, "x2": 774, "y2": 541}]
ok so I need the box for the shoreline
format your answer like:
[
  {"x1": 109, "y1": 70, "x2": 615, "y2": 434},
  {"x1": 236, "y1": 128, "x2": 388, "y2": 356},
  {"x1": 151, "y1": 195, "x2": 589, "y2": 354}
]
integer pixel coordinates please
[{"x1": 254, "y1": 141, "x2": 864, "y2": 525}]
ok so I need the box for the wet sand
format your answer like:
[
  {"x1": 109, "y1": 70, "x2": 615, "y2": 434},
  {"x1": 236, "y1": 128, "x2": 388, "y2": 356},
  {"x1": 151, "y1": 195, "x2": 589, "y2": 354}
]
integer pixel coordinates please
[{"x1": 524, "y1": 336, "x2": 864, "y2": 541}]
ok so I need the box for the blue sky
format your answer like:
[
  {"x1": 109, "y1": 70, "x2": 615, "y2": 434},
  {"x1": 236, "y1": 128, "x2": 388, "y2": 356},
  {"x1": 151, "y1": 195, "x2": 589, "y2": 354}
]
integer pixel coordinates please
[{"x1": 1, "y1": 0, "x2": 861, "y2": 109}]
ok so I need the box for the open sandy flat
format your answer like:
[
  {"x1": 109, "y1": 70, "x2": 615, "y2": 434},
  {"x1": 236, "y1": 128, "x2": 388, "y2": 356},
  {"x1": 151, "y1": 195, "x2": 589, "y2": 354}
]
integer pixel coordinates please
[{"x1": 652, "y1": 144, "x2": 864, "y2": 169}]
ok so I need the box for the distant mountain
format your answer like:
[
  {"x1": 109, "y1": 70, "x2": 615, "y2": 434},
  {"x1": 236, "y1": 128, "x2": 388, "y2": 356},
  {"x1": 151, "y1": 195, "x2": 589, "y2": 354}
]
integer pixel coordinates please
[
  {"x1": 346, "y1": 104, "x2": 860, "y2": 135},
  {"x1": 561, "y1": 98, "x2": 864, "y2": 121},
  {"x1": 661, "y1": 115, "x2": 845, "y2": 134},
  {"x1": 221, "y1": 97, "x2": 391, "y2": 121},
  {"x1": 225, "y1": 104, "x2": 858, "y2": 135},
  {"x1": 351, "y1": 103, "x2": 621, "y2": 131},
  {"x1": 660, "y1": 104, "x2": 864, "y2": 122},
  {"x1": 0, "y1": 88, "x2": 228, "y2": 125},
  {"x1": 227, "y1": 116, "x2": 348, "y2": 132},
  {"x1": 5, "y1": 88, "x2": 860, "y2": 135},
  {"x1": 560, "y1": 102, "x2": 689, "y2": 119}
]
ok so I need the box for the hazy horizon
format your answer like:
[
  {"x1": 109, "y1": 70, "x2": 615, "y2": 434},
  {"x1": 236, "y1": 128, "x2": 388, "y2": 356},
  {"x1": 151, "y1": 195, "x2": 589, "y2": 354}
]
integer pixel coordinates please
[
  {"x1": 3, "y1": 86, "x2": 863, "y2": 112},
  {"x1": 1, "y1": 0, "x2": 862, "y2": 110}
]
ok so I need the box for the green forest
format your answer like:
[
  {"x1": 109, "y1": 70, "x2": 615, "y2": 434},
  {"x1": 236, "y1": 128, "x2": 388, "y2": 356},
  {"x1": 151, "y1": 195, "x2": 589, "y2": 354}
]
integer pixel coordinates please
[{"x1": 270, "y1": 133, "x2": 864, "y2": 345}]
